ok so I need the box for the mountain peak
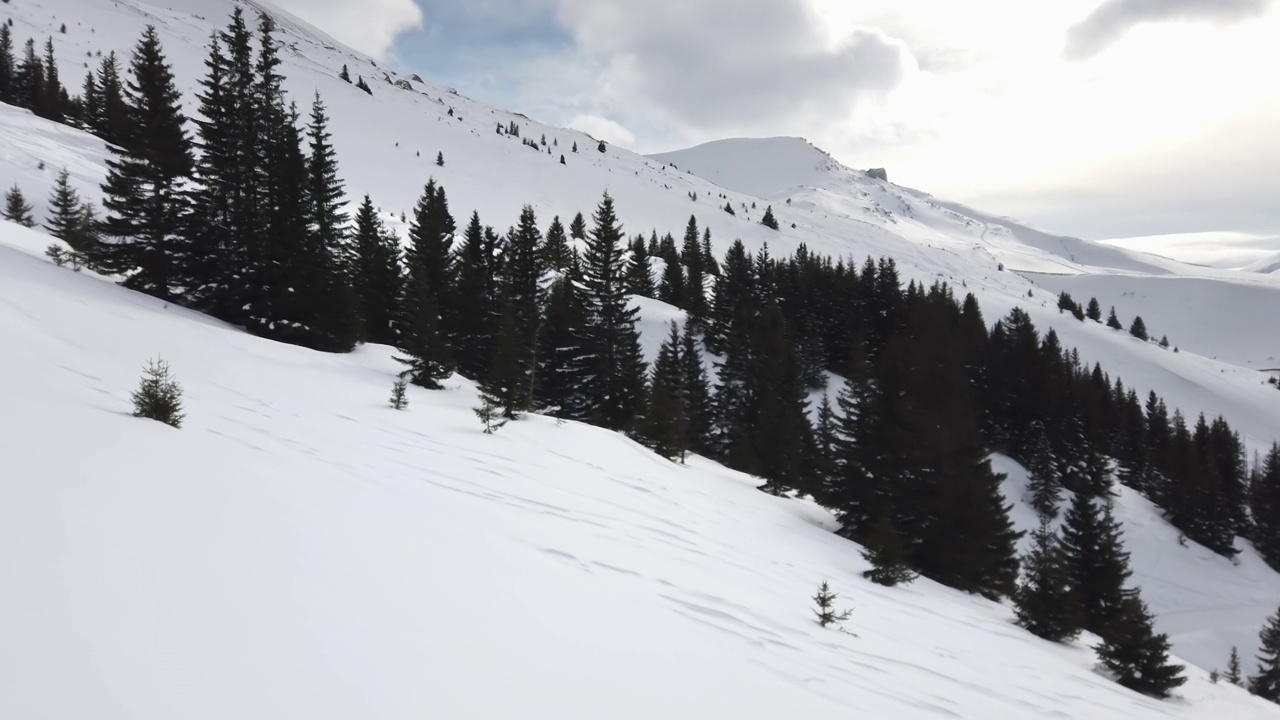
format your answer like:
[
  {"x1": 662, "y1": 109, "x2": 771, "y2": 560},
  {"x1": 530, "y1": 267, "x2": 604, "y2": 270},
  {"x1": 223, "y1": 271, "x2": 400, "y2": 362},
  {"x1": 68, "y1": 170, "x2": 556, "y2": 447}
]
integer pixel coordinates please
[{"x1": 648, "y1": 136, "x2": 852, "y2": 198}]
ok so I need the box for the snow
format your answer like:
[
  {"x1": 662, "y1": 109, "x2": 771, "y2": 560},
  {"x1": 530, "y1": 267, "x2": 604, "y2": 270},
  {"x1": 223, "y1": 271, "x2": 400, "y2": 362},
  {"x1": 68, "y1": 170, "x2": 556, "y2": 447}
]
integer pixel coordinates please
[
  {"x1": 4, "y1": 219, "x2": 1279, "y2": 719},
  {"x1": 3, "y1": 0, "x2": 1280, "y2": 716}
]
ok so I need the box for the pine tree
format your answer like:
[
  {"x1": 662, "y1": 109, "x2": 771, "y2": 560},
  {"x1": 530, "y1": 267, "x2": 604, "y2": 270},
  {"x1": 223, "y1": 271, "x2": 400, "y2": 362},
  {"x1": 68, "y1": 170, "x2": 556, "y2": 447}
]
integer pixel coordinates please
[
  {"x1": 395, "y1": 289, "x2": 451, "y2": 389},
  {"x1": 813, "y1": 393, "x2": 839, "y2": 497},
  {"x1": 812, "y1": 580, "x2": 853, "y2": 628},
  {"x1": 498, "y1": 205, "x2": 546, "y2": 406},
  {"x1": 3, "y1": 184, "x2": 34, "y2": 227},
  {"x1": 1107, "y1": 307, "x2": 1123, "y2": 330},
  {"x1": 14, "y1": 38, "x2": 42, "y2": 112},
  {"x1": 94, "y1": 52, "x2": 130, "y2": 146},
  {"x1": 680, "y1": 216, "x2": 709, "y2": 328},
  {"x1": 1227, "y1": 645, "x2": 1244, "y2": 687},
  {"x1": 579, "y1": 193, "x2": 647, "y2": 431},
  {"x1": 78, "y1": 69, "x2": 99, "y2": 130},
  {"x1": 37, "y1": 37, "x2": 64, "y2": 122},
  {"x1": 537, "y1": 273, "x2": 590, "y2": 420},
  {"x1": 1025, "y1": 422, "x2": 1062, "y2": 518},
  {"x1": 657, "y1": 253, "x2": 684, "y2": 307},
  {"x1": 1015, "y1": 519, "x2": 1082, "y2": 642},
  {"x1": 43, "y1": 169, "x2": 96, "y2": 255},
  {"x1": 861, "y1": 517, "x2": 917, "y2": 587},
  {"x1": 760, "y1": 205, "x2": 779, "y2": 230},
  {"x1": 1096, "y1": 593, "x2": 1186, "y2": 698},
  {"x1": 1252, "y1": 606, "x2": 1280, "y2": 701},
  {"x1": 302, "y1": 93, "x2": 359, "y2": 351},
  {"x1": 389, "y1": 378, "x2": 408, "y2": 410},
  {"x1": 678, "y1": 327, "x2": 714, "y2": 455},
  {"x1": 339, "y1": 64, "x2": 350, "y2": 83},
  {"x1": 130, "y1": 357, "x2": 185, "y2": 428},
  {"x1": 97, "y1": 26, "x2": 194, "y2": 302},
  {"x1": 350, "y1": 195, "x2": 403, "y2": 345},
  {"x1": 1253, "y1": 444, "x2": 1280, "y2": 572},
  {"x1": 397, "y1": 179, "x2": 456, "y2": 384},
  {"x1": 185, "y1": 12, "x2": 261, "y2": 323},
  {"x1": 479, "y1": 309, "x2": 530, "y2": 419},
  {"x1": 0, "y1": 24, "x2": 14, "y2": 105},
  {"x1": 621, "y1": 237, "x2": 652, "y2": 298},
  {"x1": 568, "y1": 211, "x2": 587, "y2": 241},
  {"x1": 1061, "y1": 492, "x2": 1132, "y2": 636},
  {"x1": 642, "y1": 323, "x2": 688, "y2": 461},
  {"x1": 541, "y1": 215, "x2": 572, "y2": 271},
  {"x1": 1129, "y1": 316, "x2": 1148, "y2": 341},
  {"x1": 473, "y1": 390, "x2": 507, "y2": 434},
  {"x1": 1086, "y1": 297, "x2": 1102, "y2": 322},
  {"x1": 452, "y1": 211, "x2": 499, "y2": 380}
]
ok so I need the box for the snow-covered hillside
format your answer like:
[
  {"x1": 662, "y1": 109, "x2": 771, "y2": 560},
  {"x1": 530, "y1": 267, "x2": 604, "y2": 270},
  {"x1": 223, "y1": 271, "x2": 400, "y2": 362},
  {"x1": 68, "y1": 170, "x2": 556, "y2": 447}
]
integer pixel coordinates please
[
  {"x1": 3, "y1": 216, "x2": 1278, "y2": 719},
  {"x1": 4, "y1": 0, "x2": 1280, "y2": 716}
]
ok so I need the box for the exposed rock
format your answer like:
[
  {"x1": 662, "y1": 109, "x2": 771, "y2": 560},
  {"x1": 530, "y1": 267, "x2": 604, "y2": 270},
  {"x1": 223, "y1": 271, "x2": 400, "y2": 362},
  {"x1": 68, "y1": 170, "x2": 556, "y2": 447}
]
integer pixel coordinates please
[{"x1": 865, "y1": 168, "x2": 888, "y2": 181}]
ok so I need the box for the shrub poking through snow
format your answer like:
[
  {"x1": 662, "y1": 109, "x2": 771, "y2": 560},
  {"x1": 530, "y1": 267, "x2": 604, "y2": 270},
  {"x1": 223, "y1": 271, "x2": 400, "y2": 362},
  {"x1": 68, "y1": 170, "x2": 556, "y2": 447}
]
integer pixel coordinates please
[
  {"x1": 812, "y1": 580, "x2": 853, "y2": 628},
  {"x1": 131, "y1": 357, "x2": 184, "y2": 428},
  {"x1": 389, "y1": 378, "x2": 409, "y2": 410}
]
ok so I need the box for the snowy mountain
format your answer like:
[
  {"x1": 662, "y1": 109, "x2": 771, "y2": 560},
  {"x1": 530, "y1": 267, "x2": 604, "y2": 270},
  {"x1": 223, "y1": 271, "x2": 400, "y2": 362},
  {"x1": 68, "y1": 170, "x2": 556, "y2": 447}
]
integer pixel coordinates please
[{"x1": 3, "y1": 0, "x2": 1280, "y2": 717}]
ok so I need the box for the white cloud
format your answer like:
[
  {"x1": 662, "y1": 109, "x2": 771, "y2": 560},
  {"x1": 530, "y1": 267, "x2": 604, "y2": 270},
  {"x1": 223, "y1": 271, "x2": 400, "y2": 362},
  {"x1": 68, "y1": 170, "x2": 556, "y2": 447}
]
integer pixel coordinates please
[
  {"x1": 269, "y1": 0, "x2": 424, "y2": 61},
  {"x1": 1065, "y1": 0, "x2": 1273, "y2": 60},
  {"x1": 568, "y1": 115, "x2": 636, "y2": 146},
  {"x1": 555, "y1": 0, "x2": 913, "y2": 140}
]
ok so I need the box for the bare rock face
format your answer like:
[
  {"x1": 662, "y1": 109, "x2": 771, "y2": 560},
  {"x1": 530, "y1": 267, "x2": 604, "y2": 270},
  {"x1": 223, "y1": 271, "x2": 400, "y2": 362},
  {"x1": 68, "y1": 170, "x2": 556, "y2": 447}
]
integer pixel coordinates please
[{"x1": 865, "y1": 168, "x2": 888, "y2": 181}]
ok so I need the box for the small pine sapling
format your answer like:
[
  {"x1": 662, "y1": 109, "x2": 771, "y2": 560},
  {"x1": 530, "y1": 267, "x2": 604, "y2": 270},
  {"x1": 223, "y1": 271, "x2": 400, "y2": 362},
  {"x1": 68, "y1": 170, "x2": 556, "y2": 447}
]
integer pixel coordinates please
[
  {"x1": 1226, "y1": 646, "x2": 1243, "y2": 686},
  {"x1": 812, "y1": 580, "x2": 853, "y2": 628},
  {"x1": 131, "y1": 357, "x2": 185, "y2": 428},
  {"x1": 3, "y1": 184, "x2": 35, "y2": 227},
  {"x1": 474, "y1": 392, "x2": 507, "y2": 434},
  {"x1": 435, "y1": 151, "x2": 444, "y2": 167},
  {"x1": 389, "y1": 378, "x2": 409, "y2": 410}
]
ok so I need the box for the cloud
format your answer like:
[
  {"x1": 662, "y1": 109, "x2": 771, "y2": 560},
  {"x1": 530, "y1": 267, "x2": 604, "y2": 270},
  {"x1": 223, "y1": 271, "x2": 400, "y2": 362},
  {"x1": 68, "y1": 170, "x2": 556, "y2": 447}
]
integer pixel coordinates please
[
  {"x1": 1065, "y1": 0, "x2": 1272, "y2": 60},
  {"x1": 554, "y1": 0, "x2": 913, "y2": 138},
  {"x1": 269, "y1": 0, "x2": 424, "y2": 61},
  {"x1": 569, "y1": 115, "x2": 636, "y2": 145}
]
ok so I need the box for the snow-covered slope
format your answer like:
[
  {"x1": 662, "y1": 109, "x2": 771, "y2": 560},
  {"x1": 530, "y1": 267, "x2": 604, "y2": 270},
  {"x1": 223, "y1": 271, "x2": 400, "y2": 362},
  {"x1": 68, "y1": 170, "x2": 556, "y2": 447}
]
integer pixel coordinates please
[
  {"x1": 3, "y1": 0, "x2": 1280, "y2": 715},
  {"x1": 3, "y1": 218, "x2": 1279, "y2": 719}
]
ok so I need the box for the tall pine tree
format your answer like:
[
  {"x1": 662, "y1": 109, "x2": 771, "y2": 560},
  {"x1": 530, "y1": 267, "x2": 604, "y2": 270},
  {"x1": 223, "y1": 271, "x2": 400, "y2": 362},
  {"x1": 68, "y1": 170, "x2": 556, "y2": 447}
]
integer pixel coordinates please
[
  {"x1": 350, "y1": 195, "x2": 403, "y2": 345},
  {"x1": 97, "y1": 26, "x2": 193, "y2": 301},
  {"x1": 578, "y1": 193, "x2": 647, "y2": 431}
]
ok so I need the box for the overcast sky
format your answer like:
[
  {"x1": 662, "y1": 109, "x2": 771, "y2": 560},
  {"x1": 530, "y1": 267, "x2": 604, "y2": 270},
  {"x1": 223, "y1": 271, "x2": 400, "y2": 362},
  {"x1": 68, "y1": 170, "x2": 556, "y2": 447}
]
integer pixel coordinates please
[{"x1": 272, "y1": 0, "x2": 1280, "y2": 241}]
